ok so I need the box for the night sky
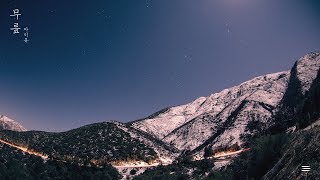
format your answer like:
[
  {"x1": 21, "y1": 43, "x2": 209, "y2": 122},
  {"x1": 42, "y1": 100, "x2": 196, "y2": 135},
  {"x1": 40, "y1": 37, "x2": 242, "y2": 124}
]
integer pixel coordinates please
[{"x1": 0, "y1": 0, "x2": 320, "y2": 132}]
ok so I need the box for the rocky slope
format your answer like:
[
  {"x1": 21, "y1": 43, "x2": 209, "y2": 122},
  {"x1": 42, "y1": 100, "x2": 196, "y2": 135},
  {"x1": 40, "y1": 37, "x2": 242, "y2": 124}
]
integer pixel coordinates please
[
  {"x1": 130, "y1": 52, "x2": 320, "y2": 158},
  {"x1": 131, "y1": 71, "x2": 290, "y2": 152},
  {"x1": 113, "y1": 121, "x2": 179, "y2": 164},
  {"x1": 168, "y1": 71, "x2": 289, "y2": 152},
  {"x1": 263, "y1": 126, "x2": 320, "y2": 180},
  {"x1": 0, "y1": 115, "x2": 26, "y2": 132},
  {"x1": 272, "y1": 52, "x2": 320, "y2": 132}
]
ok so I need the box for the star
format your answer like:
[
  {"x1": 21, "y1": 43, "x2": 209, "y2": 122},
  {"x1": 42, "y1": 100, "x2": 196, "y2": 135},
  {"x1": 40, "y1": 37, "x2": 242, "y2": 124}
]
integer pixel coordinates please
[
  {"x1": 177, "y1": 82, "x2": 183, "y2": 88},
  {"x1": 146, "y1": 0, "x2": 152, "y2": 8},
  {"x1": 225, "y1": 22, "x2": 231, "y2": 33},
  {"x1": 72, "y1": 34, "x2": 81, "y2": 40},
  {"x1": 184, "y1": 54, "x2": 193, "y2": 62},
  {"x1": 48, "y1": 9, "x2": 56, "y2": 16},
  {"x1": 82, "y1": 49, "x2": 87, "y2": 55}
]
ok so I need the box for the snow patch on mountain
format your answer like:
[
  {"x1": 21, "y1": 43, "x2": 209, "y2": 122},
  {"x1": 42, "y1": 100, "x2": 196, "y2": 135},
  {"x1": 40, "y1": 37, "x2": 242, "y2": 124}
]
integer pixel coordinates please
[
  {"x1": 296, "y1": 52, "x2": 320, "y2": 94},
  {"x1": 131, "y1": 96, "x2": 208, "y2": 139},
  {"x1": 164, "y1": 113, "x2": 220, "y2": 151},
  {"x1": 211, "y1": 100, "x2": 273, "y2": 149},
  {"x1": 0, "y1": 115, "x2": 26, "y2": 132}
]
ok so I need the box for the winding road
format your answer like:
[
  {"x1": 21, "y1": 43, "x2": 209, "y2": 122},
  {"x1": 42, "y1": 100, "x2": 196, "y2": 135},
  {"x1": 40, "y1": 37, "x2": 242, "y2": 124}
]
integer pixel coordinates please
[{"x1": 0, "y1": 138, "x2": 250, "y2": 169}]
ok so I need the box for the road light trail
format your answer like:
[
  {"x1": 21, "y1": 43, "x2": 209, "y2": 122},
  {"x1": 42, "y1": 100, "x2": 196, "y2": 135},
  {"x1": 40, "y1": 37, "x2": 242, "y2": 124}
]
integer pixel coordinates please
[{"x1": 0, "y1": 139, "x2": 48, "y2": 159}]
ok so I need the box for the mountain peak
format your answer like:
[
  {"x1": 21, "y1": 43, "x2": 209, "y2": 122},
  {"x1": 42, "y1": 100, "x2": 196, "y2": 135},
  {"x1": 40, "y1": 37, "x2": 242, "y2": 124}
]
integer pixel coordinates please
[
  {"x1": 295, "y1": 51, "x2": 320, "y2": 94},
  {"x1": 0, "y1": 115, "x2": 14, "y2": 122},
  {"x1": 0, "y1": 115, "x2": 27, "y2": 132}
]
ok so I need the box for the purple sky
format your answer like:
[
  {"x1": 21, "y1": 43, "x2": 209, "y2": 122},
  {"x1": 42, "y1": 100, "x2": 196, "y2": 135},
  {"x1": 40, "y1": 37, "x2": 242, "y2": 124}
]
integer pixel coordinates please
[{"x1": 0, "y1": 0, "x2": 320, "y2": 131}]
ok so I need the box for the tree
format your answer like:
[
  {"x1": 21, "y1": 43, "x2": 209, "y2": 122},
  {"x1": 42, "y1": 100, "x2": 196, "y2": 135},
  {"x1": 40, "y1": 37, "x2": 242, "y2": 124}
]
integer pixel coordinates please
[{"x1": 204, "y1": 145, "x2": 213, "y2": 159}]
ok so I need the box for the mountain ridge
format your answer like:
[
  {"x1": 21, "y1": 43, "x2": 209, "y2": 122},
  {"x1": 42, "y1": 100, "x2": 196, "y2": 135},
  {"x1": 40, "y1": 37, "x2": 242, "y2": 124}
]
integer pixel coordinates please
[
  {"x1": 130, "y1": 70, "x2": 290, "y2": 152},
  {"x1": 129, "y1": 51, "x2": 320, "y2": 161},
  {"x1": 1, "y1": 51, "x2": 319, "y2": 179}
]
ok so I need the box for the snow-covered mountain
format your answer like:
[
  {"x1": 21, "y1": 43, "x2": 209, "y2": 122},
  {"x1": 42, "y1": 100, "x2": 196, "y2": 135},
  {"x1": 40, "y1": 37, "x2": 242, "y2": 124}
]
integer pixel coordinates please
[
  {"x1": 1, "y1": 51, "x2": 319, "y2": 179},
  {"x1": 130, "y1": 51, "x2": 320, "y2": 155},
  {"x1": 271, "y1": 52, "x2": 320, "y2": 132},
  {"x1": 131, "y1": 71, "x2": 289, "y2": 152},
  {"x1": 0, "y1": 115, "x2": 27, "y2": 132}
]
